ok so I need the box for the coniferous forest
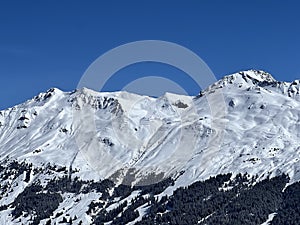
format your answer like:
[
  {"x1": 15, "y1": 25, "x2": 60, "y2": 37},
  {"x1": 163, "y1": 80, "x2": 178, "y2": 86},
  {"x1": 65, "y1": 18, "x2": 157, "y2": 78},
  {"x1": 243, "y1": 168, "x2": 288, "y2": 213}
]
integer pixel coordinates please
[{"x1": 0, "y1": 160, "x2": 300, "y2": 224}]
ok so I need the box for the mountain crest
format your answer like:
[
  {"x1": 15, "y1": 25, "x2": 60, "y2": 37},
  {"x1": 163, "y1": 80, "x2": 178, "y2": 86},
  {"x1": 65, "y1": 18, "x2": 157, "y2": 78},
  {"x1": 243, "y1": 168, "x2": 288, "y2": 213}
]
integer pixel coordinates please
[
  {"x1": 199, "y1": 70, "x2": 300, "y2": 102},
  {"x1": 239, "y1": 69, "x2": 276, "y2": 83},
  {"x1": 220, "y1": 69, "x2": 276, "y2": 87}
]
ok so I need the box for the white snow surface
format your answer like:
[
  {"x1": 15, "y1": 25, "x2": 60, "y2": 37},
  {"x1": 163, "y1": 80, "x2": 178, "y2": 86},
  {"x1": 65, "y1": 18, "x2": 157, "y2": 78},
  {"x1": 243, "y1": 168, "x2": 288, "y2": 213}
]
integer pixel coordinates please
[
  {"x1": 0, "y1": 70, "x2": 300, "y2": 225},
  {"x1": 0, "y1": 69, "x2": 300, "y2": 186}
]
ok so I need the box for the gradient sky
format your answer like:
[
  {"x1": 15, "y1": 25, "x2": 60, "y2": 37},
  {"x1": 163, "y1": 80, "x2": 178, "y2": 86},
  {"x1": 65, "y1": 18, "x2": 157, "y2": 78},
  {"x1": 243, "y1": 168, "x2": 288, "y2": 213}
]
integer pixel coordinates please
[{"x1": 0, "y1": 0, "x2": 300, "y2": 109}]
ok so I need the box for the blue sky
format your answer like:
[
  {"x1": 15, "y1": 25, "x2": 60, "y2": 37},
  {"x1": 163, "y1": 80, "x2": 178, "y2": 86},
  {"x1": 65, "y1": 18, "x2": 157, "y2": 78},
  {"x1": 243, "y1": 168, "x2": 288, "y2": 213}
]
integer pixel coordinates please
[{"x1": 0, "y1": 0, "x2": 299, "y2": 109}]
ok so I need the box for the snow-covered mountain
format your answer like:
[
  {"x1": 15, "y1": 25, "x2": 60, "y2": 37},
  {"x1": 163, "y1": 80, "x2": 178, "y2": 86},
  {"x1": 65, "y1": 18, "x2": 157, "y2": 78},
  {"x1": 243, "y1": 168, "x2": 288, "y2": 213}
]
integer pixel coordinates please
[{"x1": 0, "y1": 70, "x2": 299, "y2": 225}]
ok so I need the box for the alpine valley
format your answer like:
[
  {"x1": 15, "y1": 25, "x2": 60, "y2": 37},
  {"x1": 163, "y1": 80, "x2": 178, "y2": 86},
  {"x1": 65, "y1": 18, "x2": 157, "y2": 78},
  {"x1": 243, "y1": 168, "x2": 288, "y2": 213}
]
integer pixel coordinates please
[{"x1": 0, "y1": 70, "x2": 299, "y2": 225}]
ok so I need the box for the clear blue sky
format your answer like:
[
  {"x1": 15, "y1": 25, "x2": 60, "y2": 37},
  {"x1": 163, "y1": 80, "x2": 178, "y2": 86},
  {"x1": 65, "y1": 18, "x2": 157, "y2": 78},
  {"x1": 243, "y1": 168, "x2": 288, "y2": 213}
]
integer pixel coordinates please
[{"x1": 0, "y1": 0, "x2": 299, "y2": 109}]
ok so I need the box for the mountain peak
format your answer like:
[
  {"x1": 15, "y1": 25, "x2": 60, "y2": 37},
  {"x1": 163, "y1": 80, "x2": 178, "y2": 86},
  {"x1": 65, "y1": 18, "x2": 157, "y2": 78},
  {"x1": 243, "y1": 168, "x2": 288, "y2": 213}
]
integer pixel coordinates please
[
  {"x1": 1, "y1": 70, "x2": 300, "y2": 224},
  {"x1": 221, "y1": 69, "x2": 276, "y2": 86},
  {"x1": 238, "y1": 69, "x2": 276, "y2": 83}
]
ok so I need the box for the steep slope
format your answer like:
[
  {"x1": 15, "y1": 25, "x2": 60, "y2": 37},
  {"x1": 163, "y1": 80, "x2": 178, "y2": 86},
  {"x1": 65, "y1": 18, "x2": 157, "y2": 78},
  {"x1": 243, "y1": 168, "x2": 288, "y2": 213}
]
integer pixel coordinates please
[{"x1": 0, "y1": 70, "x2": 299, "y2": 224}]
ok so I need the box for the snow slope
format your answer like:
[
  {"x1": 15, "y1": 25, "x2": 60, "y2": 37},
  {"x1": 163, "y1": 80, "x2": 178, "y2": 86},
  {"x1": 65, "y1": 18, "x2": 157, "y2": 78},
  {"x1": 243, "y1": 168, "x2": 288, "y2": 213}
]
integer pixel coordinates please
[
  {"x1": 1, "y1": 70, "x2": 299, "y2": 184},
  {"x1": 0, "y1": 69, "x2": 299, "y2": 224}
]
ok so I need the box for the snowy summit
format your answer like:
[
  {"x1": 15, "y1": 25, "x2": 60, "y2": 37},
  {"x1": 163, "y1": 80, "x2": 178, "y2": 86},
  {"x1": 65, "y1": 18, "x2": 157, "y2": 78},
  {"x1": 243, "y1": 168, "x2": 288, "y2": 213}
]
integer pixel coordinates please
[{"x1": 0, "y1": 70, "x2": 299, "y2": 224}]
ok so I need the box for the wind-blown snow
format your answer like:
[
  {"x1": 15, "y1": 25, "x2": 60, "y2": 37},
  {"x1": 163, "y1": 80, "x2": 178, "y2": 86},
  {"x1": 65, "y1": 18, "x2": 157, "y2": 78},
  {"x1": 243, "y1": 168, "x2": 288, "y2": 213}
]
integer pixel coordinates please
[{"x1": 0, "y1": 70, "x2": 299, "y2": 187}]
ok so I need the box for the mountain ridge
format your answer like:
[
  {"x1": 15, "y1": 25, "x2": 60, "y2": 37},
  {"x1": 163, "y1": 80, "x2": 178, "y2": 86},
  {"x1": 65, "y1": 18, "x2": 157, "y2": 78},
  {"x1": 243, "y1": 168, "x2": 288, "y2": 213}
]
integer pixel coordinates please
[
  {"x1": 0, "y1": 69, "x2": 300, "y2": 224},
  {"x1": 0, "y1": 70, "x2": 299, "y2": 183}
]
